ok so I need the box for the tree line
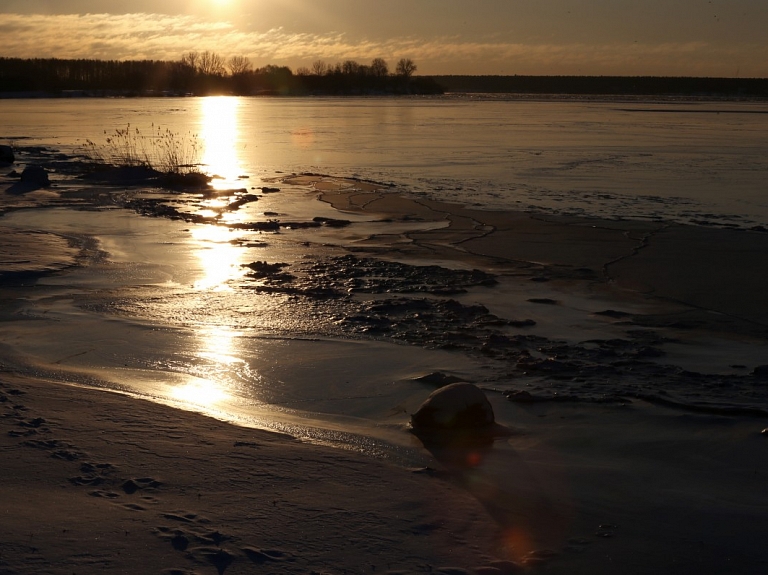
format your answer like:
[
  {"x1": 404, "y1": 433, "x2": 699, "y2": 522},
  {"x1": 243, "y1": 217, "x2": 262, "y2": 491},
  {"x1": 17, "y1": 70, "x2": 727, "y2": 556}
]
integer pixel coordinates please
[
  {"x1": 4, "y1": 54, "x2": 763, "y2": 98},
  {"x1": 434, "y1": 75, "x2": 768, "y2": 97},
  {"x1": 0, "y1": 53, "x2": 443, "y2": 96}
]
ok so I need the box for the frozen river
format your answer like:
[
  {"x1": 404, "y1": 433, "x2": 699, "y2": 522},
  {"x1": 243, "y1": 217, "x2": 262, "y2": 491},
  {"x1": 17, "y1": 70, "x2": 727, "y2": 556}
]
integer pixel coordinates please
[{"x1": 2, "y1": 94, "x2": 768, "y2": 227}]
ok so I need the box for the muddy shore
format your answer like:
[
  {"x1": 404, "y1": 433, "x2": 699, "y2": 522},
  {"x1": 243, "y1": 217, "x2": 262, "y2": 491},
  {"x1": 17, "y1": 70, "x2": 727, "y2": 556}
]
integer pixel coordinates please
[{"x1": 2, "y1": 150, "x2": 768, "y2": 574}]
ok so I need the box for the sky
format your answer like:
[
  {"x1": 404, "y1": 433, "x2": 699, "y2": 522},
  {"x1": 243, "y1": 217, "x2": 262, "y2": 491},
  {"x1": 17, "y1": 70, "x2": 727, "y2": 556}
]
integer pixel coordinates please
[{"x1": 1, "y1": 0, "x2": 767, "y2": 77}]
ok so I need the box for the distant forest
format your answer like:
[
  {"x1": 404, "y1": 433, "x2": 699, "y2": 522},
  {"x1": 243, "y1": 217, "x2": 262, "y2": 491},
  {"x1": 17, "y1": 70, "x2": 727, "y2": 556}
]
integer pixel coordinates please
[
  {"x1": 1, "y1": 54, "x2": 766, "y2": 98},
  {"x1": 0, "y1": 54, "x2": 440, "y2": 96},
  {"x1": 435, "y1": 75, "x2": 768, "y2": 97}
]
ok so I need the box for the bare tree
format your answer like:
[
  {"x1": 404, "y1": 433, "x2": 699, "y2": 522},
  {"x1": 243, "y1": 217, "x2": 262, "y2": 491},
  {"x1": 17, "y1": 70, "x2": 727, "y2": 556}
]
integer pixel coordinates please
[
  {"x1": 180, "y1": 51, "x2": 199, "y2": 70},
  {"x1": 198, "y1": 51, "x2": 226, "y2": 76},
  {"x1": 228, "y1": 55, "x2": 252, "y2": 76},
  {"x1": 295, "y1": 66, "x2": 311, "y2": 77},
  {"x1": 341, "y1": 60, "x2": 362, "y2": 75},
  {"x1": 370, "y1": 58, "x2": 389, "y2": 77},
  {"x1": 311, "y1": 60, "x2": 328, "y2": 76},
  {"x1": 395, "y1": 58, "x2": 417, "y2": 78}
]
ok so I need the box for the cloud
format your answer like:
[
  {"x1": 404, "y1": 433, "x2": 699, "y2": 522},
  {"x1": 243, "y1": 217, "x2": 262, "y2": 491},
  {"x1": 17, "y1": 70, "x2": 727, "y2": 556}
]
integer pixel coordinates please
[{"x1": 0, "y1": 12, "x2": 765, "y2": 77}]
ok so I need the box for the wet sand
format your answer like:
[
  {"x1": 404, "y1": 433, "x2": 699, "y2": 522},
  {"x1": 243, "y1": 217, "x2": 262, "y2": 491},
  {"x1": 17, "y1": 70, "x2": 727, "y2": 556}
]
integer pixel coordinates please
[{"x1": 2, "y1": 164, "x2": 768, "y2": 574}]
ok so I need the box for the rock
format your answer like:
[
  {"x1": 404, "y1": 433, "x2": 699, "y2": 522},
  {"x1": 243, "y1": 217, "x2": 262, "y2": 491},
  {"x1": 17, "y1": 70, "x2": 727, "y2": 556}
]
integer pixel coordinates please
[
  {"x1": 752, "y1": 365, "x2": 768, "y2": 378},
  {"x1": 0, "y1": 145, "x2": 14, "y2": 164},
  {"x1": 505, "y1": 390, "x2": 537, "y2": 403},
  {"x1": 413, "y1": 372, "x2": 466, "y2": 387},
  {"x1": 158, "y1": 171, "x2": 211, "y2": 190},
  {"x1": 20, "y1": 165, "x2": 50, "y2": 187},
  {"x1": 411, "y1": 383, "x2": 494, "y2": 431}
]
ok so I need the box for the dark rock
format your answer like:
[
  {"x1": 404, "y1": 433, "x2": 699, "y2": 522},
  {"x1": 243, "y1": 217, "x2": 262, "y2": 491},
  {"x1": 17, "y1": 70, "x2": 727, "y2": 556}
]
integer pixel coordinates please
[
  {"x1": 411, "y1": 383, "x2": 494, "y2": 431},
  {"x1": 242, "y1": 261, "x2": 289, "y2": 275},
  {"x1": 505, "y1": 390, "x2": 537, "y2": 403},
  {"x1": 226, "y1": 194, "x2": 259, "y2": 210},
  {"x1": 752, "y1": 365, "x2": 768, "y2": 378},
  {"x1": 0, "y1": 145, "x2": 14, "y2": 164},
  {"x1": 414, "y1": 372, "x2": 467, "y2": 387},
  {"x1": 229, "y1": 220, "x2": 281, "y2": 232},
  {"x1": 158, "y1": 171, "x2": 211, "y2": 190},
  {"x1": 20, "y1": 165, "x2": 50, "y2": 186},
  {"x1": 242, "y1": 261, "x2": 294, "y2": 283}
]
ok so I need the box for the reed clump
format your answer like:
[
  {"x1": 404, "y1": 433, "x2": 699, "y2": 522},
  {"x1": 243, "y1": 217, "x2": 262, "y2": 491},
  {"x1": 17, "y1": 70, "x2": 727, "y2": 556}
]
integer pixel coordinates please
[{"x1": 83, "y1": 124, "x2": 202, "y2": 174}]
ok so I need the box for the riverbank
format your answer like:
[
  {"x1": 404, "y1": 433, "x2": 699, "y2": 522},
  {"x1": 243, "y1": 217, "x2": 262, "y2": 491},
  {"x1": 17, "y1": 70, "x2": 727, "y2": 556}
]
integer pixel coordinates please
[
  {"x1": 2, "y1": 160, "x2": 768, "y2": 573},
  {"x1": 3, "y1": 372, "x2": 767, "y2": 575}
]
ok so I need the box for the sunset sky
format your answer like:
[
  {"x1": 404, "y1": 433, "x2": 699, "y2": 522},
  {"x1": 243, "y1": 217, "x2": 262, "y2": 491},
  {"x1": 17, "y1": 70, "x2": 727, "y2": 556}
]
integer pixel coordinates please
[{"x1": 1, "y1": 0, "x2": 767, "y2": 77}]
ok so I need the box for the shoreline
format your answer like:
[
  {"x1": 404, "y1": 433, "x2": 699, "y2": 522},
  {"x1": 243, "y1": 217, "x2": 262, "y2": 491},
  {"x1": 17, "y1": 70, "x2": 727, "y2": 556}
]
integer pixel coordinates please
[{"x1": 2, "y1": 155, "x2": 768, "y2": 572}]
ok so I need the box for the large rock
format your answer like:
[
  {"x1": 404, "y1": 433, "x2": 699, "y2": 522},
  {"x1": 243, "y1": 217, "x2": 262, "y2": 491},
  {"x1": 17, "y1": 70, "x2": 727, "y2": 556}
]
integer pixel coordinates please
[
  {"x1": 20, "y1": 165, "x2": 50, "y2": 187},
  {"x1": 0, "y1": 145, "x2": 14, "y2": 164},
  {"x1": 411, "y1": 383, "x2": 495, "y2": 431}
]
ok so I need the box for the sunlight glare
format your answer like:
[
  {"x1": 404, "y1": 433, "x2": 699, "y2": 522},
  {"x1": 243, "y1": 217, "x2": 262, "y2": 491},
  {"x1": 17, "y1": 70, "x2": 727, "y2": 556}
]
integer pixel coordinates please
[
  {"x1": 190, "y1": 224, "x2": 245, "y2": 291},
  {"x1": 171, "y1": 378, "x2": 229, "y2": 406},
  {"x1": 198, "y1": 325, "x2": 240, "y2": 367},
  {"x1": 172, "y1": 326, "x2": 242, "y2": 407},
  {"x1": 200, "y1": 97, "x2": 244, "y2": 190}
]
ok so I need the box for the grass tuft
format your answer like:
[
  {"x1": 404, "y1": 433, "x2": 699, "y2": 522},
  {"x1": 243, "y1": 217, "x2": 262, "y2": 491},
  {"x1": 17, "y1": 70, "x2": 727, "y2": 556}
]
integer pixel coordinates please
[{"x1": 82, "y1": 124, "x2": 202, "y2": 174}]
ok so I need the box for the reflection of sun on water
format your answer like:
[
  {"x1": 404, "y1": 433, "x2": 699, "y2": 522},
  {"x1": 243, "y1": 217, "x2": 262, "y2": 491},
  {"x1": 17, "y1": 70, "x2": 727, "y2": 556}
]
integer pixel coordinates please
[
  {"x1": 197, "y1": 325, "x2": 240, "y2": 368},
  {"x1": 200, "y1": 96, "x2": 243, "y2": 190},
  {"x1": 171, "y1": 378, "x2": 229, "y2": 406},
  {"x1": 191, "y1": 224, "x2": 244, "y2": 291},
  {"x1": 171, "y1": 326, "x2": 240, "y2": 407}
]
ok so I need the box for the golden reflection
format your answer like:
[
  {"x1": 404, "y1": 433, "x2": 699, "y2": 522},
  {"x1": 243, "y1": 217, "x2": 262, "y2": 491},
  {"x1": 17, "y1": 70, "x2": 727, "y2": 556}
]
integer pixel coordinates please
[
  {"x1": 172, "y1": 326, "x2": 241, "y2": 407},
  {"x1": 200, "y1": 96, "x2": 243, "y2": 190},
  {"x1": 171, "y1": 378, "x2": 229, "y2": 406},
  {"x1": 190, "y1": 224, "x2": 245, "y2": 291},
  {"x1": 197, "y1": 325, "x2": 240, "y2": 367}
]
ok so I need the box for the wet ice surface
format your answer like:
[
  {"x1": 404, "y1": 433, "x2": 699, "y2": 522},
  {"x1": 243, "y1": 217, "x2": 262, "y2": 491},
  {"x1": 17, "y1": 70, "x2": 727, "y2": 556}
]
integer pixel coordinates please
[
  {"x1": 0, "y1": 187, "x2": 483, "y2": 459},
  {"x1": 2, "y1": 175, "x2": 767, "y2": 459},
  {"x1": 2, "y1": 96, "x2": 768, "y2": 458},
  {"x1": 3, "y1": 96, "x2": 768, "y2": 228}
]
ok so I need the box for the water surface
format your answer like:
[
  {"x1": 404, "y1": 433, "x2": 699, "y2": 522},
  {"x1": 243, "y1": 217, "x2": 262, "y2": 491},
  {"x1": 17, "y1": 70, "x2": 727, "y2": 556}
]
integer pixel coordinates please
[
  {"x1": 3, "y1": 95, "x2": 767, "y2": 226},
  {"x1": 2, "y1": 95, "x2": 768, "y2": 457}
]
